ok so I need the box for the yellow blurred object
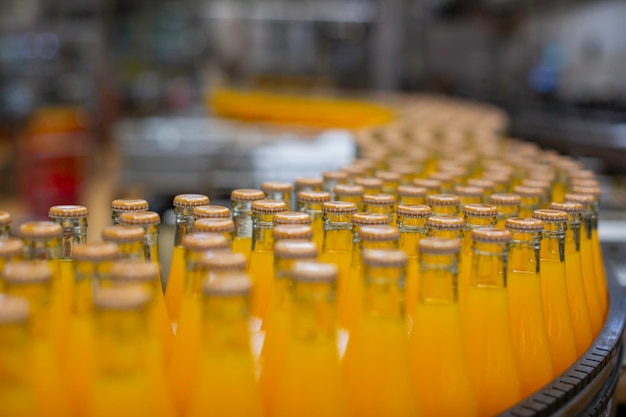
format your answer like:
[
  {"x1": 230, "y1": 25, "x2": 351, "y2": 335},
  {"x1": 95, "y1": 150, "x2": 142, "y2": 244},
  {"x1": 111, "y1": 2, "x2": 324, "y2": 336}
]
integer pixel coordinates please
[{"x1": 209, "y1": 89, "x2": 394, "y2": 128}]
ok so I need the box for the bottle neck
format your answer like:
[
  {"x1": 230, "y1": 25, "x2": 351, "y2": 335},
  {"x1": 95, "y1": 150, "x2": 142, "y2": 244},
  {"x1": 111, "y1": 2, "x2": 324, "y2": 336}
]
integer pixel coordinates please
[
  {"x1": 200, "y1": 294, "x2": 250, "y2": 352},
  {"x1": 428, "y1": 229, "x2": 464, "y2": 240},
  {"x1": 322, "y1": 213, "x2": 353, "y2": 252},
  {"x1": 361, "y1": 264, "x2": 405, "y2": 319},
  {"x1": 5, "y1": 281, "x2": 52, "y2": 340},
  {"x1": 398, "y1": 196, "x2": 425, "y2": 206},
  {"x1": 362, "y1": 204, "x2": 394, "y2": 218},
  {"x1": 432, "y1": 205, "x2": 459, "y2": 217},
  {"x1": 73, "y1": 259, "x2": 114, "y2": 315},
  {"x1": 297, "y1": 201, "x2": 324, "y2": 220},
  {"x1": 397, "y1": 216, "x2": 428, "y2": 232},
  {"x1": 288, "y1": 280, "x2": 336, "y2": 342},
  {"x1": 520, "y1": 196, "x2": 540, "y2": 215},
  {"x1": 508, "y1": 233, "x2": 541, "y2": 274},
  {"x1": 419, "y1": 252, "x2": 458, "y2": 304},
  {"x1": 22, "y1": 237, "x2": 60, "y2": 261},
  {"x1": 174, "y1": 206, "x2": 195, "y2": 247},
  {"x1": 336, "y1": 195, "x2": 362, "y2": 210},
  {"x1": 465, "y1": 215, "x2": 497, "y2": 229},
  {"x1": 564, "y1": 216, "x2": 581, "y2": 253},
  {"x1": 460, "y1": 196, "x2": 482, "y2": 208},
  {"x1": 471, "y1": 241, "x2": 509, "y2": 288},
  {"x1": 0, "y1": 225, "x2": 9, "y2": 239},
  {"x1": 266, "y1": 192, "x2": 291, "y2": 208},
  {"x1": 540, "y1": 222, "x2": 566, "y2": 262},
  {"x1": 496, "y1": 205, "x2": 519, "y2": 223},
  {"x1": 143, "y1": 225, "x2": 159, "y2": 263},
  {"x1": 252, "y1": 212, "x2": 275, "y2": 251},
  {"x1": 232, "y1": 201, "x2": 253, "y2": 239},
  {"x1": 118, "y1": 242, "x2": 146, "y2": 260},
  {"x1": 53, "y1": 218, "x2": 87, "y2": 259}
]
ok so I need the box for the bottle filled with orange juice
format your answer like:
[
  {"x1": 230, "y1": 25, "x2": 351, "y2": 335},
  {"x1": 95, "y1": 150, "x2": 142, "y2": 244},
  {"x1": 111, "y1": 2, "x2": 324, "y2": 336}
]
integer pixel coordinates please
[
  {"x1": 323, "y1": 171, "x2": 349, "y2": 197},
  {"x1": 231, "y1": 189, "x2": 265, "y2": 265},
  {"x1": 193, "y1": 218, "x2": 235, "y2": 246},
  {"x1": 102, "y1": 226, "x2": 146, "y2": 260},
  {"x1": 375, "y1": 171, "x2": 401, "y2": 195},
  {"x1": 272, "y1": 261, "x2": 349, "y2": 417},
  {"x1": 295, "y1": 177, "x2": 324, "y2": 195},
  {"x1": 333, "y1": 184, "x2": 365, "y2": 211},
  {"x1": 413, "y1": 178, "x2": 443, "y2": 196},
  {"x1": 463, "y1": 227, "x2": 522, "y2": 416},
  {"x1": 426, "y1": 215, "x2": 465, "y2": 240},
  {"x1": 549, "y1": 202, "x2": 594, "y2": 352},
  {"x1": 0, "y1": 211, "x2": 12, "y2": 238},
  {"x1": 193, "y1": 205, "x2": 231, "y2": 222},
  {"x1": 362, "y1": 193, "x2": 396, "y2": 223},
  {"x1": 262, "y1": 181, "x2": 294, "y2": 211},
  {"x1": 354, "y1": 177, "x2": 383, "y2": 196},
  {"x1": 296, "y1": 191, "x2": 331, "y2": 249},
  {"x1": 515, "y1": 186, "x2": 542, "y2": 218},
  {"x1": 342, "y1": 249, "x2": 420, "y2": 417},
  {"x1": 505, "y1": 218, "x2": 554, "y2": 397},
  {"x1": 410, "y1": 238, "x2": 477, "y2": 417},
  {"x1": 489, "y1": 193, "x2": 521, "y2": 229},
  {"x1": 273, "y1": 211, "x2": 311, "y2": 228},
  {"x1": 91, "y1": 286, "x2": 174, "y2": 417},
  {"x1": 187, "y1": 273, "x2": 264, "y2": 417},
  {"x1": 249, "y1": 200, "x2": 288, "y2": 324},
  {"x1": 111, "y1": 199, "x2": 149, "y2": 225},
  {"x1": 396, "y1": 204, "x2": 431, "y2": 327},
  {"x1": 119, "y1": 211, "x2": 162, "y2": 264},
  {"x1": 455, "y1": 185, "x2": 484, "y2": 208},
  {"x1": 396, "y1": 185, "x2": 427, "y2": 206},
  {"x1": 532, "y1": 209, "x2": 578, "y2": 375},
  {"x1": 466, "y1": 178, "x2": 495, "y2": 199},
  {"x1": 0, "y1": 238, "x2": 24, "y2": 292},
  {"x1": 427, "y1": 194, "x2": 460, "y2": 217},
  {"x1": 272, "y1": 224, "x2": 314, "y2": 243},
  {"x1": 164, "y1": 194, "x2": 210, "y2": 325}
]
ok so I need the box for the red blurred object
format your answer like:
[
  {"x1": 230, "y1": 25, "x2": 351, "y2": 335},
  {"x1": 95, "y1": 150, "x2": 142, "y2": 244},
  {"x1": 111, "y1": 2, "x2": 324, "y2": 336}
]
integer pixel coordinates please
[{"x1": 19, "y1": 107, "x2": 92, "y2": 218}]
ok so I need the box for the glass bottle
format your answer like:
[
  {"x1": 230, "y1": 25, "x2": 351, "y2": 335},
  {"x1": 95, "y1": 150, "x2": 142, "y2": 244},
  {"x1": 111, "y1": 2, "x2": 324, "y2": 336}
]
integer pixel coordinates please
[
  {"x1": 0, "y1": 238, "x2": 23, "y2": 292},
  {"x1": 354, "y1": 177, "x2": 383, "y2": 195},
  {"x1": 532, "y1": 209, "x2": 578, "y2": 375},
  {"x1": 273, "y1": 211, "x2": 311, "y2": 227},
  {"x1": 333, "y1": 184, "x2": 365, "y2": 211},
  {"x1": 295, "y1": 177, "x2": 324, "y2": 194},
  {"x1": 164, "y1": 194, "x2": 210, "y2": 326},
  {"x1": 296, "y1": 191, "x2": 331, "y2": 245},
  {"x1": 323, "y1": 171, "x2": 349, "y2": 197},
  {"x1": 428, "y1": 171, "x2": 456, "y2": 193},
  {"x1": 101, "y1": 226, "x2": 145, "y2": 260},
  {"x1": 193, "y1": 218, "x2": 235, "y2": 246},
  {"x1": 396, "y1": 185, "x2": 427, "y2": 206},
  {"x1": 187, "y1": 273, "x2": 263, "y2": 417},
  {"x1": 375, "y1": 170, "x2": 401, "y2": 195},
  {"x1": 521, "y1": 179, "x2": 551, "y2": 208},
  {"x1": 410, "y1": 238, "x2": 477, "y2": 417},
  {"x1": 489, "y1": 193, "x2": 521, "y2": 229},
  {"x1": 455, "y1": 185, "x2": 484, "y2": 209},
  {"x1": 341, "y1": 164, "x2": 367, "y2": 184},
  {"x1": 342, "y1": 249, "x2": 419, "y2": 417},
  {"x1": 119, "y1": 211, "x2": 161, "y2": 265},
  {"x1": 362, "y1": 193, "x2": 396, "y2": 223},
  {"x1": 272, "y1": 261, "x2": 349, "y2": 417},
  {"x1": 466, "y1": 178, "x2": 495, "y2": 199},
  {"x1": 427, "y1": 193, "x2": 460, "y2": 217},
  {"x1": 413, "y1": 178, "x2": 443, "y2": 196},
  {"x1": 110, "y1": 198, "x2": 148, "y2": 225},
  {"x1": 550, "y1": 202, "x2": 595, "y2": 349},
  {"x1": 0, "y1": 211, "x2": 12, "y2": 238},
  {"x1": 261, "y1": 181, "x2": 293, "y2": 210},
  {"x1": 396, "y1": 204, "x2": 431, "y2": 327},
  {"x1": 249, "y1": 200, "x2": 288, "y2": 325},
  {"x1": 193, "y1": 205, "x2": 231, "y2": 220},
  {"x1": 505, "y1": 218, "x2": 554, "y2": 397},
  {"x1": 91, "y1": 286, "x2": 174, "y2": 417},
  {"x1": 231, "y1": 189, "x2": 265, "y2": 264},
  {"x1": 3, "y1": 260, "x2": 70, "y2": 416},
  {"x1": 272, "y1": 224, "x2": 314, "y2": 243},
  {"x1": 514, "y1": 186, "x2": 542, "y2": 218},
  {"x1": 463, "y1": 228, "x2": 521, "y2": 416},
  {"x1": 426, "y1": 215, "x2": 465, "y2": 239}
]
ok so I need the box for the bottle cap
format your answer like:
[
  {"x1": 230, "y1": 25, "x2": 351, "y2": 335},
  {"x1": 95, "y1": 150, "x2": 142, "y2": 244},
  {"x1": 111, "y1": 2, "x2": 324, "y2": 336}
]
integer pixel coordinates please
[
  {"x1": 297, "y1": 191, "x2": 331, "y2": 203},
  {"x1": 0, "y1": 296, "x2": 29, "y2": 324},
  {"x1": 419, "y1": 237, "x2": 461, "y2": 254},
  {"x1": 388, "y1": 164, "x2": 416, "y2": 176},
  {"x1": 323, "y1": 171, "x2": 349, "y2": 181},
  {"x1": 521, "y1": 179, "x2": 551, "y2": 189},
  {"x1": 273, "y1": 212, "x2": 312, "y2": 225},
  {"x1": 454, "y1": 186, "x2": 484, "y2": 197},
  {"x1": 4, "y1": 260, "x2": 51, "y2": 284},
  {"x1": 429, "y1": 171, "x2": 456, "y2": 182},
  {"x1": 571, "y1": 185, "x2": 601, "y2": 198},
  {"x1": 202, "y1": 273, "x2": 251, "y2": 296},
  {"x1": 272, "y1": 224, "x2": 314, "y2": 240},
  {"x1": 505, "y1": 218, "x2": 544, "y2": 232},
  {"x1": 182, "y1": 233, "x2": 229, "y2": 251},
  {"x1": 333, "y1": 184, "x2": 364, "y2": 196},
  {"x1": 396, "y1": 204, "x2": 432, "y2": 218},
  {"x1": 362, "y1": 249, "x2": 407, "y2": 267},
  {"x1": 200, "y1": 252, "x2": 247, "y2": 271},
  {"x1": 322, "y1": 201, "x2": 358, "y2": 215},
  {"x1": 354, "y1": 177, "x2": 383, "y2": 190},
  {"x1": 73, "y1": 242, "x2": 120, "y2": 261},
  {"x1": 412, "y1": 178, "x2": 442, "y2": 191},
  {"x1": 374, "y1": 171, "x2": 401, "y2": 182},
  {"x1": 426, "y1": 216, "x2": 465, "y2": 231},
  {"x1": 549, "y1": 202, "x2": 584, "y2": 215},
  {"x1": 564, "y1": 193, "x2": 597, "y2": 205},
  {"x1": 532, "y1": 209, "x2": 568, "y2": 223},
  {"x1": 489, "y1": 193, "x2": 521, "y2": 206},
  {"x1": 359, "y1": 225, "x2": 400, "y2": 241},
  {"x1": 94, "y1": 286, "x2": 150, "y2": 311},
  {"x1": 274, "y1": 240, "x2": 318, "y2": 259},
  {"x1": 0, "y1": 238, "x2": 24, "y2": 258},
  {"x1": 341, "y1": 164, "x2": 367, "y2": 176},
  {"x1": 427, "y1": 194, "x2": 460, "y2": 206},
  {"x1": 513, "y1": 186, "x2": 543, "y2": 198},
  {"x1": 362, "y1": 194, "x2": 396, "y2": 206},
  {"x1": 463, "y1": 204, "x2": 497, "y2": 218},
  {"x1": 397, "y1": 185, "x2": 427, "y2": 198},
  {"x1": 261, "y1": 181, "x2": 293, "y2": 193},
  {"x1": 291, "y1": 261, "x2": 337, "y2": 283},
  {"x1": 0, "y1": 211, "x2": 11, "y2": 226},
  {"x1": 119, "y1": 211, "x2": 160, "y2": 226},
  {"x1": 570, "y1": 178, "x2": 600, "y2": 188},
  {"x1": 471, "y1": 227, "x2": 512, "y2": 243},
  {"x1": 48, "y1": 205, "x2": 88, "y2": 219},
  {"x1": 193, "y1": 205, "x2": 231, "y2": 219},
  {"x1": 351, "y1": 212, "x2": 390, "y2": 226},
  {"x1": 110, "y1": 260, "x2": 158, "y2": 282},
  {"x1": 295, "y1": 177, "x2": 324, "y2": 189},
  {"x1": 466, "y1": 178, "x2": 495, "y2": 191},
  {"x1": 193, "y1": 218, "x2": 235, "y2": 233},
  {"x1": 102, "y1": 226, "x2": 145, "y2": 243},
  {"x1": 19, "y1": 221, "x2": 62, "y2": 239},
  {"x1": 173, "y1": 194, "x2": 210, "y2": 208},
  {"x1": 568, "y1": 170, "x2": 596, "y2": 180},
  {"x1": 231, "y1": 189, "x2": 265, "y2": 202},
  {"x1": 111, "y1": 199, "x2": 149, "y2": 212},
  {"x1": 252, "y1": 200, "x2": 288, "y2": 214}
]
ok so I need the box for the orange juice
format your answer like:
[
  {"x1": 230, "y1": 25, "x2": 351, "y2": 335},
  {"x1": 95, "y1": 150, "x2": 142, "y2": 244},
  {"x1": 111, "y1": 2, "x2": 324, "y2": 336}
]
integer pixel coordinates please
[
  {"x1": 505, "y1": 218, "x2": 553, "y2": 397},
  {"x1": 489, "y1": 193, "x2": 521, "y2": 229},
  {"x1": 514, "y1": 186, "x2": 542, "y2": 218},
  {"x1": 410, "y1": 238, "x2": 477, "y2": 417},
  {"x1": 187, "y1": 273, "x2": 263, "y2": 417},
  {"x1": 533, "y1": 209, "x2": 578, "y2": 375},
  {"x1": 427, "y1": 194, "x2": 460, "y2": 216},
  {"x1": 297, "y1": 191, "x2": 331, "y2": 249},
  {"x1": 342, "y1": 249, "x2": 420, "y2": 417},
  {"x1": 591, "y1": 227, "x2": 608, "y2": 316},
  {"x1": 0, "y1": 238, "x2": 24, "y2": 293},
  {"x1": 231, "y1": 189, "x2": 266, "y2": 264},
  {"x1": 273, "y1": 262, "x2": 348, "y2": 417},
  {"x1": 464, "y1": 228, "x2": 521, "y2": 416},
  {"x1": 118, "y1": 211, "x2": 162, "y2": 265}
]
